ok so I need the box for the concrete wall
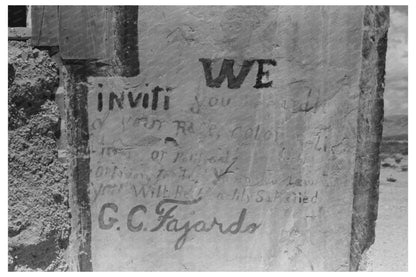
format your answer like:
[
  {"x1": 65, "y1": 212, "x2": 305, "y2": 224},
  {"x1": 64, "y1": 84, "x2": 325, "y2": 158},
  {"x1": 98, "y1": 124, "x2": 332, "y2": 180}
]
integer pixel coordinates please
[{"x1": 63, "y1": 6, "x2": 388, "y2": 271}]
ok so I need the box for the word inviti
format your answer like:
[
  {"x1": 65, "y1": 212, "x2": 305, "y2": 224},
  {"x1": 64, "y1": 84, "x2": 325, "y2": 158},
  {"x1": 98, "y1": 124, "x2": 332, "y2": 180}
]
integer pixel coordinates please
[{"x1": 97, "y1": 83, "x2": 171, "y2": 112}]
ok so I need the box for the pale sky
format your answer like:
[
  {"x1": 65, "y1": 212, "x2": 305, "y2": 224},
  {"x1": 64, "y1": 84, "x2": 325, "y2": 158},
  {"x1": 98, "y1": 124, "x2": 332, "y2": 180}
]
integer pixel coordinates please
[{"x1": 384, "y1": 6, "x2": 408, "y2": 116}]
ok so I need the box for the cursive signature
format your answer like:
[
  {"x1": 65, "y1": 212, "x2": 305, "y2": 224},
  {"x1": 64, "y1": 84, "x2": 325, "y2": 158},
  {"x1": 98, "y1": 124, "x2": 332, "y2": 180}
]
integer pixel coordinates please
[{"x1": 98, "y1": 197, "x2": 261, "y2": 250}]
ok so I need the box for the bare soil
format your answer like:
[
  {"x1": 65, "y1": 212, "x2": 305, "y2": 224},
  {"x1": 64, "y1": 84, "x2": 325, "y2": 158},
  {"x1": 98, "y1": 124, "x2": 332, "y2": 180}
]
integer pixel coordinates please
[{"x1": 360, "y1": 154, "x2": 408, "y2": 271}]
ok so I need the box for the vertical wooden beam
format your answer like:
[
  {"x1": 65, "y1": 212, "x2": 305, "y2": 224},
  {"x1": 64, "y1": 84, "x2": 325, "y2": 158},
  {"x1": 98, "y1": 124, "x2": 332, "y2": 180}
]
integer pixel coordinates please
[
  {"x1": 350, "y1": 6, "x2": 389, "y2": 270},
  {"x1": 31, "y1": 6, "x2": 59, "y2": 46},
  {"x1": 59, "y1": 6, "x2": 113, "y2": 60},
  {"x1": 65, "y1": 64, "x2": 93, "y2": 271},
  {"x1": 113, "y1": 6, "x2": 140, "y2": 76}
]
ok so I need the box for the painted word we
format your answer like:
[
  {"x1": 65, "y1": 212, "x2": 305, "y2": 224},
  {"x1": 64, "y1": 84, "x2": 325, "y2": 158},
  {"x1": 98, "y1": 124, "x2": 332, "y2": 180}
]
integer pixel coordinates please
[{"x1": 199, "y1": 59, "x2": 276, "y2": 89}]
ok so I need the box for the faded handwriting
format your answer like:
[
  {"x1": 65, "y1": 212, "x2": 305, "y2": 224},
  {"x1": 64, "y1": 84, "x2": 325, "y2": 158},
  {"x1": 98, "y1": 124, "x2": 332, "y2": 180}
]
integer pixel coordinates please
[
  {"x1": 225, "y1": 188, "x2": 319, "y2": 204},
  {"x1": 190, "y1": 95, "x2": 231, "y2": 114},
  {"x1": 90, "y1": 114, "x2": 282, "y2": 146},
  {"x1": 230, "y1": 124, "x2": 278, "y2": 144},
  {"x1": 91, "y1": 179, "x2": 319, "y2": 206}
]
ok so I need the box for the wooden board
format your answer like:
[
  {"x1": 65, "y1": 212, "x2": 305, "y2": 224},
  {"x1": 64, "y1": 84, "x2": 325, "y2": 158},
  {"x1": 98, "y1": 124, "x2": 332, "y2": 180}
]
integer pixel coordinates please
[
  {"x1": 58, "y1": 6, "x2": 114, "y2": 60},
  {"x1": 31, "y1": 6, "x2": 59, "y2": 46}
]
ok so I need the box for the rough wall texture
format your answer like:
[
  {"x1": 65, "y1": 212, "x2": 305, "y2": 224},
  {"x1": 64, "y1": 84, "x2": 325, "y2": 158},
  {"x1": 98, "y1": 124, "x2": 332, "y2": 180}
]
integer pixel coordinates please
[{"x1": 8, "y1": 41, "x2": 70, "y2": 271}]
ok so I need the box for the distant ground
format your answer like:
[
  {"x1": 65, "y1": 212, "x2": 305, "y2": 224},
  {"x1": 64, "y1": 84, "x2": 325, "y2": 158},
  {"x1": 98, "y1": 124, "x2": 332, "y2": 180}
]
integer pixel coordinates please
[
  {"x1": 361, "y1": 114, "x2": 408, "y2": 271},
  {"x1": 380, "y1": 114, "x2": 408, "y2": 155}
]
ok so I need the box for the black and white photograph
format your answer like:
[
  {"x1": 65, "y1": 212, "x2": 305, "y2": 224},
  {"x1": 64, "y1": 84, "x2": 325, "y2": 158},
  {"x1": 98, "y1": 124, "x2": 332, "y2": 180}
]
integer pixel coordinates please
[{"x1": 6, "y1": 2, "x2": 410, "y2": 272}]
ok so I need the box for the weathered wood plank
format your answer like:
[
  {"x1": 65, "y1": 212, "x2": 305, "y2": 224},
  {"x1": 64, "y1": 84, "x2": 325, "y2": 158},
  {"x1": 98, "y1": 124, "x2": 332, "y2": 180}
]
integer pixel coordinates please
[
  {"x1": 31, "y1": 6, "x2": 59, "y2": 46},
  {"x1": 59, "y1": 6, "x2": 113, "y2": 60},
  {"x1": 349, "y1": 6, "x2": 389, "y2": 271}
]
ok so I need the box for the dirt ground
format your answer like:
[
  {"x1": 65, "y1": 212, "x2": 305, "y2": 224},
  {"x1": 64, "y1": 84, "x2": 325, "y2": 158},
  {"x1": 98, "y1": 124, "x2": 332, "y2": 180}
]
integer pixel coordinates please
[{"x1": 361, "y1": 154, "x2": 408, "y2": 271}]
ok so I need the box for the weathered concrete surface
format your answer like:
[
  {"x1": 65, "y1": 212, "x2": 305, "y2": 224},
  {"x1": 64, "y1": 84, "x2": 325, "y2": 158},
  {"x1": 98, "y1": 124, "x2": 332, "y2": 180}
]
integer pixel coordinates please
[{"x1": 66, "y1": 6, "x2": 388, "y2": 271}]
